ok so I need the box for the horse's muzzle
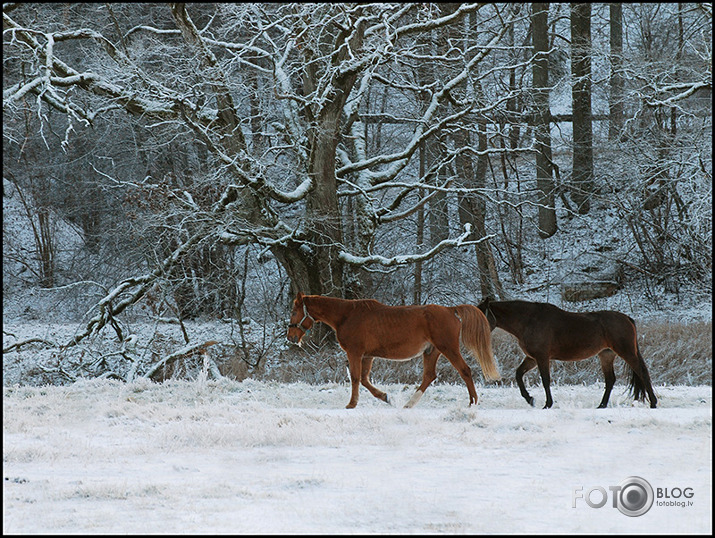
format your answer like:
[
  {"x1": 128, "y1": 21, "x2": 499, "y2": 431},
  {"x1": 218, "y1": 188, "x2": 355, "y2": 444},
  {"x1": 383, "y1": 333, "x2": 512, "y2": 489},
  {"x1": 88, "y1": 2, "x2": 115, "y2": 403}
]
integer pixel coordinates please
[{"x1": 286, "y1": 333, "x2": 302, "y2": 345}]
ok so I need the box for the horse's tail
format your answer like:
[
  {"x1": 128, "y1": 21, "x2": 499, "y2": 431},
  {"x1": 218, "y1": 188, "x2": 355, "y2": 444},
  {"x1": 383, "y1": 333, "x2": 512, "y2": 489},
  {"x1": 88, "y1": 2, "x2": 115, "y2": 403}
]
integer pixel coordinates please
[
  {"x1": 628, "y1": 352, "x2": 647, "y2": 402},
  {"x1": 454, "y1": 305, "x2": 501, "y2": 381},
  {"x1": 625, "y1": 317, "x2": 655, "y2": 405}
]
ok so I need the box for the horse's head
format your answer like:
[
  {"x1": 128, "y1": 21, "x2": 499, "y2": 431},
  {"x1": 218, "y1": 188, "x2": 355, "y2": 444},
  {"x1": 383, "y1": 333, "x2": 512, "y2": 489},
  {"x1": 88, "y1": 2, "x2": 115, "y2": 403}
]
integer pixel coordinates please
[{"x1": 287, "y1": 292, "x2": 315, "y2": 345}]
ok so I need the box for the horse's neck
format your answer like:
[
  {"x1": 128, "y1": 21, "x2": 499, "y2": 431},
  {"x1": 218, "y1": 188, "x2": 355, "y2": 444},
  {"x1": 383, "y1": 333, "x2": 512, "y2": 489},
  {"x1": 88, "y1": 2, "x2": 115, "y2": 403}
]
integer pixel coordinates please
[
  {"x1": 493, "y1": 303, "x2": 529, "y2": 335},
  {"x1": 304, "y1": 296, "x2": 349, "y2": 328}
]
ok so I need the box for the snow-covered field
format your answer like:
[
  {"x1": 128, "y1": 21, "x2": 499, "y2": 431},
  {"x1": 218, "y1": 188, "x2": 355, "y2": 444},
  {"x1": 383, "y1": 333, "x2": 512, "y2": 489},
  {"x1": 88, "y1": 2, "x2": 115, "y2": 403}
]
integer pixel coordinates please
[{"x1": 3, "y1": 379, "x2": 711, "y2": 534}]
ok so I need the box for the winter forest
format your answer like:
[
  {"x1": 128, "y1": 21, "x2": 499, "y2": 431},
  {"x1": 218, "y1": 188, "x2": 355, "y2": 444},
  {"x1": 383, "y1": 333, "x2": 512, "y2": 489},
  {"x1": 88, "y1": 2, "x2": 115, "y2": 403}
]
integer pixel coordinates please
[
  {"x1": 2, "y1": 3, "x2": 712, "y2": 534},
  {"x1": 3, "y1": 2, "x2": 711, "y2": 384}
]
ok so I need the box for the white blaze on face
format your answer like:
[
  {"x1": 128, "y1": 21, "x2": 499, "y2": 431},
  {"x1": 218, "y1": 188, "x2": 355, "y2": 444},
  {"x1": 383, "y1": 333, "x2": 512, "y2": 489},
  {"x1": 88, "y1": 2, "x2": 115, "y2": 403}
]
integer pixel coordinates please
[{"x1": 404, "y1": 389, "x2": 424, "y2": 409}]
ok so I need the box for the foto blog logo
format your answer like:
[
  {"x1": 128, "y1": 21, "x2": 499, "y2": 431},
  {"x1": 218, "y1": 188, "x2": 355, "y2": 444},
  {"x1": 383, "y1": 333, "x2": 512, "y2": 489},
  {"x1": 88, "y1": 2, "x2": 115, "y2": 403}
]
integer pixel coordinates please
[
  {"x1": 572, "y1": 476, "x2": 694, "y2": 517},
  {"x1": 573, "y1": 476, "x2": 653, "y2": 516}
]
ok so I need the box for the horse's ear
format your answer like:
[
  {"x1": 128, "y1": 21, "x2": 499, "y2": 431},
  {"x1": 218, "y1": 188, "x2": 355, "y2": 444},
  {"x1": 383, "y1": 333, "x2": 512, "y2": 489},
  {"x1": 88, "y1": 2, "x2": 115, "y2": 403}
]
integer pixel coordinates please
[{"x1": 296, "y1": 291, "x2": 304, "y2": 301}]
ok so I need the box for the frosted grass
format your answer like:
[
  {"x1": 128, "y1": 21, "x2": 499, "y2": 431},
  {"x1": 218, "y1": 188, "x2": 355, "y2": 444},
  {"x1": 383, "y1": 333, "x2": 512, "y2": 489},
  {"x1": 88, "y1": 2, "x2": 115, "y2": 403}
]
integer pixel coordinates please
[{"x1": 3, "y1": 379, "x2": 711, "y2": 534}]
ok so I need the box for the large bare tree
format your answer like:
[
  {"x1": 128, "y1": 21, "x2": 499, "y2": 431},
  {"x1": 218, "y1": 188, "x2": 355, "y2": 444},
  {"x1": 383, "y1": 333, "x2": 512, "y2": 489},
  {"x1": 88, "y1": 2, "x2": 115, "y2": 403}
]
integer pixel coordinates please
[{"x1": 4, "y1": 3, "x2": 523, "y2": 343}]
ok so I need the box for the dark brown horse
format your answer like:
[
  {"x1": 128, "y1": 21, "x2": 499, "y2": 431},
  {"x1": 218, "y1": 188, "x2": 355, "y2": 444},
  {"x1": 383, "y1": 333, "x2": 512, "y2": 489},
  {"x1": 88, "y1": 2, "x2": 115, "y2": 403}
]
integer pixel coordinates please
[
  {"x1": 477, "y1": 298, "x2": 657, "y2": 409},
  {"x1": 287, "y1": 292, "x2": 501, "y2": 409}
]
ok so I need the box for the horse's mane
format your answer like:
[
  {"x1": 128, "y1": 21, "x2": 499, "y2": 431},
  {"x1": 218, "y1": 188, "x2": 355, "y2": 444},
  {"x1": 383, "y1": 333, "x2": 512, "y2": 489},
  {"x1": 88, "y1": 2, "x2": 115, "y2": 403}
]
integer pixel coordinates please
[
  {"x1": 351, "y1": 298, "x2": 384, "y2": 310},
  {"x1": 305, "y1": 295, "x2": 386, "y2": 311}
]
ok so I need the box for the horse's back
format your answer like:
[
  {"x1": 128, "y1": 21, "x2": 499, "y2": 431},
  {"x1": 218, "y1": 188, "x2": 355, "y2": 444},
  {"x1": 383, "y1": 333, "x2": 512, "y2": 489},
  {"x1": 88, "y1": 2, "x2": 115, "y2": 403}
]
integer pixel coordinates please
[
  {"x1": 592, "y1": 309, "x2": 636, "y2": 327},
  {"x1": 506, "y1": 301, "x2": 628, "y2": 330},
  {"x1": 348, "y1": 302, "x2": 455, "y2": 334},
  {"x1": 336, "y1": 302, "x2": 457, "y2": 358},
  {"x1": 503, "y1": 301, "x2": 600, "y2": 331}
]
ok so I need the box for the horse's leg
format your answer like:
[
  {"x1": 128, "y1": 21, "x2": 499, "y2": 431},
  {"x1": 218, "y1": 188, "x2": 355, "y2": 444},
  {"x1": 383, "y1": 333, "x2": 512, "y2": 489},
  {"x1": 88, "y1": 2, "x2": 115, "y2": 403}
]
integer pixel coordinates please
[
  {"x1": 404, "y1": 346, "x2": 439, "y2": 409},
  {"x1": 438, "y1": 346, "x2": 479, "y2": 406},
  {"x1": 345, "y1": 351, "x2": 363, "y2": 409},
  {"x1": 515, "y1": 356, "x2": 537, "y2": 406},
  {"x1": 534, "y1": 356, "x2": 553, "y2": 409},
  {"x1": 360, "y1": 356, "x2": 390, "y2": 404},
  {"x1": 597, "y1": 349, "x2": 617, "y2": 408}
]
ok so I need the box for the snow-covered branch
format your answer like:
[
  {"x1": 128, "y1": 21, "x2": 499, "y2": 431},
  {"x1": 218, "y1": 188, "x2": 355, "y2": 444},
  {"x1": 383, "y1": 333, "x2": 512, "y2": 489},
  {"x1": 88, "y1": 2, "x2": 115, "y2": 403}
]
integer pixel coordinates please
[
  {"x1": 3, "y1": 337, "x2": 57, "y2": 353},
  {"x1": 339, "y1": 224, "x2": 495, "y2": 268},
  {"x1": 179, "y1": 109, "x2": 313, "y2": 204},
  {"x1": 65, "y1": 229, "x2": 210, "y2": 347},
  {"x1": 336, "y1": 12, "x2": 517, "y2": 184},
  {"x1": 645, "y1": 80, "x2": 712, "y2": 107},
  {"x1": 142, "y1": 340, "x2": 220, "y2": 380}
]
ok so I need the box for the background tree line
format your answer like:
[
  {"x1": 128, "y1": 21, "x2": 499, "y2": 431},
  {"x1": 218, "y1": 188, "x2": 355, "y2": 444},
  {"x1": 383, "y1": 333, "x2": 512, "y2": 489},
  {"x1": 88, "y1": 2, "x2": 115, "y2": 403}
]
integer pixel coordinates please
[{"x1": 3, "y1": 3, "x2": 712, "y2": 350}]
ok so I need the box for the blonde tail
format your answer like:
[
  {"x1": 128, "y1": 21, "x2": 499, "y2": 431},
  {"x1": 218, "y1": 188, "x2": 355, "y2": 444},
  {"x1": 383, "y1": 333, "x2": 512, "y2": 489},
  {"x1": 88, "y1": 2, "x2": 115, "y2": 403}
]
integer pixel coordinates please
[{"x1": 455, "y1": 305, "x2": 501, "y2": 381}]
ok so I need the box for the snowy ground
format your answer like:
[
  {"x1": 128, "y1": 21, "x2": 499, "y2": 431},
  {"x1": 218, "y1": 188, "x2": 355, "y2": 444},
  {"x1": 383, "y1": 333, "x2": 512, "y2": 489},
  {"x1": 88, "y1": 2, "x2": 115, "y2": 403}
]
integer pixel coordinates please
[{"x1": 3, "y1": 379, "x2": 711, "y2": 534}]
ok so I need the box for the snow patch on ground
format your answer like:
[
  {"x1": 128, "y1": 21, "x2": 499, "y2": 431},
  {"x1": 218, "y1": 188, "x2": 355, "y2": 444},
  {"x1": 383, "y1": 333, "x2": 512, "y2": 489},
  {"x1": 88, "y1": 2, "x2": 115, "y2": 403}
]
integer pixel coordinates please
[{"x1": 3, "y1": 380, "x2": 711, "y2": 534}]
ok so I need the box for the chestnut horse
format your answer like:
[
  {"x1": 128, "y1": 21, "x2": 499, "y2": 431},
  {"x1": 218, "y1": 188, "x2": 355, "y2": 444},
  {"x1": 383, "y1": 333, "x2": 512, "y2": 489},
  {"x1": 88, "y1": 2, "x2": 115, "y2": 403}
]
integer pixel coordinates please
[
  {"x1": 287, "y1": 292, "x2": 500, "y2": 409},
  {"x1": 477, "y1": 298, "x2": 657, "y2": 409}
]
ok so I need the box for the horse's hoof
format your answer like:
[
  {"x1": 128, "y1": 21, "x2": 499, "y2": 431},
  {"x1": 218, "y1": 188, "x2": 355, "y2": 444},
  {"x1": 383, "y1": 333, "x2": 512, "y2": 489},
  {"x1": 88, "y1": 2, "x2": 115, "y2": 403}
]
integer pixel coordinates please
[
  {"x1": 383, "y1": 394, "x2": 392, "y2": 405},
  {"x1": 345, "y1": 403, "x2": 357, "y2": 409},
  {"x1": 404, "y1": 389, "x2": 423, "y2": 409},
  {"x1": 542, "y1": 403, "x2": 552, "y2": 409},
  {"x1": 597, "y1": 403, "x2": 607, "y2": 409},
  {"x1": 527, "y1": 397, "x2": 535, "y2": 407}
]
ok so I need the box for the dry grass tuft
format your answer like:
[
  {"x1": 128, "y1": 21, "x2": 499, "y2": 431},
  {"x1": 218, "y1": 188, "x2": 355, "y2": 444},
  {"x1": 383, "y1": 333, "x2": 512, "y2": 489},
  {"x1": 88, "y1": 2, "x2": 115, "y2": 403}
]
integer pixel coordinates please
[{"x1": 637, "y1": 321, "x2": 712, "y2": 386}]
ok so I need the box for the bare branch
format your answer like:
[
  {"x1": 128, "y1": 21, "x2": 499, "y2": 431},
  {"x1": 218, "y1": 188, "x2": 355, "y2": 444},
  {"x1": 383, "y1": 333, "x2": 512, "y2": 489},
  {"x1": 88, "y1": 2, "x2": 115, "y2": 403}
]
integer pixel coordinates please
[
  {"x1": 3, "y1": 338, "x2": 58, "y2": 353},
  {"x1": 339, "y1": 224, "x2": 495, "y2": 268},
  {"x1": 142, "y1": 340, "x2": 219, "y2": 380}
]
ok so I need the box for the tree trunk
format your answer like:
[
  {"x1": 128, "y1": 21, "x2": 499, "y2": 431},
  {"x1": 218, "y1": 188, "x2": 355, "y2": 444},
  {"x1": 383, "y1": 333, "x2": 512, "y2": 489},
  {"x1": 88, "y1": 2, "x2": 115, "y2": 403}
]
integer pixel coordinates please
[
  {"x1": 414, "y1": 142, "x2": 426, "y2": 304},
  {"x1": 456, "y1": 122, "x2": 503, "y2": 299},
  {"x1": 37, "y1": 206, "x2": 55, "y2": 288},
  {"x1": 446, "y1": 7, "x2": 504, "y2": 299},
  {"x1": 423, "y1": 27, "x2": 450, "y2": 248},
  {"x1": 306, "y1": 103, "x2": 346, "y2": 297},
  {"x1": 277, "y1": 18, "x2": 367, "y2": 301},
  {"x1": 570, "y1": 2, "x2": 594, "y2": 214},
  {"x1": 532, "y1": 3, "x2": 557, "y2": 237},
  {"x1": 609, "y1": 3, "x2": 624, "y2": 140},
  {"x1": 507, "y1": 19, "x2": 521, "y2": 151},
  {"x1": 429, "y1": 162, "x2": 450, "y2": 247},
  {"x1": 271, "y1": 101, "x2": 346, "y2": 301}
]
